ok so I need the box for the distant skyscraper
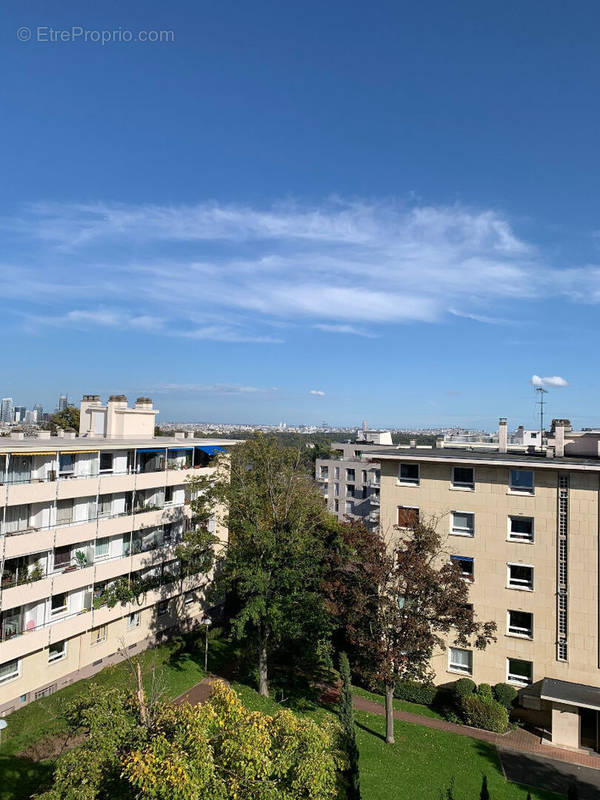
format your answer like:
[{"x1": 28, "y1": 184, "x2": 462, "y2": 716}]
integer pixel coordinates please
[
  {"x1": 58, "y1": 394, "x2": 68, "y2": 412},
  {"x1": 13, "y1": 406, "x2": 27, "y2": 423},
  {"x1": 0, "y1": 398, "x2": 14, "y2": 424},
  {"x1": 33, "y1": 402, "x2": 43, "y2": 419}
]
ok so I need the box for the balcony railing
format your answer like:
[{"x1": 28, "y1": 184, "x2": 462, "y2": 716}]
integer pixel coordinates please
[
  {"x1": 0, "y1": 605, "x2": 92, "y2": 643},
  {"x1": 0, "y1": 460, "x2": 199, "y2": 487},
  {"x1": 1, "y1": 503, "x2": 186, "y2": 538}
]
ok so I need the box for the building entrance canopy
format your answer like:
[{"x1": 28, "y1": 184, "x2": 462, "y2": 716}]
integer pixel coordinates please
[{"x1": 541, "y1": 678, "x2": 600, "y2": 711}]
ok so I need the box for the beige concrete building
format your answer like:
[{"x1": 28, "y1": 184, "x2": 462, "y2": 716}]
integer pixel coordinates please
[
  {"x1": 372, "y1": 418, "x2": 600, "y2": 753},
  {"x1": 0, "y1": 394, "x2": 236, "y2": 715}
]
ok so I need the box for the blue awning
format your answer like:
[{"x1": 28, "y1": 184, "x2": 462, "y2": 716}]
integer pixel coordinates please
[
  {"x1": 136, "y1": 448, "x2": 167, "y2": 454},
  {"x1": 196, "y1": 445, "x2": 226, "y2": 456},
  {"x1": 167, "y1": 447, "x2": 194, "y2": 451},
  {"x1": 451, "y1": 555, "x2": 473, "y2": 562}
]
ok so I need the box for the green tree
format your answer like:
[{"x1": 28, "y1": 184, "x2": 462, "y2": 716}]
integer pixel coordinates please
[
  {"x1": 326, "y1": 519, "x2": 496, "y2": 744},
  {"x1": 37, "y1": 679, "x2": 344, "y2": 800},
  {"x1": 338, "y1": 652, "x2": 361, "y2": 800},
  {"x1": 43, "y1": 405, "x2": 80, "y2": 433},
  {"x1": 208, "y1": 434, "x2": 336, "y2": 697}
]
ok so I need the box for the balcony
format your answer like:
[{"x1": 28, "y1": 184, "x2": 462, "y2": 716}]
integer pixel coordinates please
[{"x1": 370, "y1": 493, "x2": 380, "y2": 506}]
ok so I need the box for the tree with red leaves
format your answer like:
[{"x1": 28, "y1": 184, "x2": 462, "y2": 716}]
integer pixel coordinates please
[{"x1": 325, "y1": 518, "x2": 496, "y2": 743}]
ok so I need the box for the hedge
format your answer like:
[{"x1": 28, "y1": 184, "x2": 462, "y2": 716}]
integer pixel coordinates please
[
  {"x1": 394, "y1": 680, "x2": 438, "y2": 706},
  {"x1": 461, "y1": 694, "x2": 509, "y2": 733},
  {"x1": 493, "y1": 682, "x2": 518, "y2": 709},
  {"x1": 453, "y1": 677, "x2": 476, "y2": 701}
]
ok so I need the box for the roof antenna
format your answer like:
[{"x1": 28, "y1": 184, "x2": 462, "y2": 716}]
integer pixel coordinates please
[{"x1": 536, "y1": 387, "x2": 548, "y2": 451}]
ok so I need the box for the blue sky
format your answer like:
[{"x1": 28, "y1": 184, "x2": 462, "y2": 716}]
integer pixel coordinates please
[{"x1": 2, "y1": 0, "x2": 600, "y2": 428}]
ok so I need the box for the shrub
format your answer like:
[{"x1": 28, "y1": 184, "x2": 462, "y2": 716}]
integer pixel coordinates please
[
  {"x1": 394, "y1": 680, "x2": 437, "y2": 706},
  {"x1": 453, "y1": 677, "x2": 476, "y2": 701},
  {"x1": 477, "y1": 683, "x2": 492, "y2": 699},
  {"x1": 461, "y1": 694, "x2": 509, "y2": 733},
  {"x1": 493, "y1": 682, "x2": 518, "y2": 709}
]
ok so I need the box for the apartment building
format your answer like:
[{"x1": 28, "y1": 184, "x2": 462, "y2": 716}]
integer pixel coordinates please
[
  {"x1": 372, "y1": 417, "x2": 600, "y2": 753},
  {"x1": 0, "y1": 394, "x2": 236, "y2": 715},
  {"x1": 315, "y1": 432, "x2": 394, "y2": 529}
]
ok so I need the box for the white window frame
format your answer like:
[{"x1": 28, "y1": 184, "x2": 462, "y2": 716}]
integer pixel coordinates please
[
  {"x1": 450, "y1": 511, "x2": 475, "y2": 537},
  {"x1": 451, "y1": 555, "x2": 474, "y2": 581},
  {"x1": 94, "y1": 538, "x2": 110, "y2": 561},
  {"x1": 507, "y1": 516, "x2": 534, "y2": 543},
  {"x1": 398, "y1": 463, "x2": 420, "y2": 486},
  {"x1": 0, "y1": 658, "x2": 21, "y2": 684},
  {"x1": 48, "y1": 640, "x2": 67, "y2": 663},
  {"x1": 451, "y1": 466, "x2": 475, "y2": 490},
  {"x1": 507, "y1": 562, "x2": 534, "y2": 591},
  {"x1": 509, "y1": 469, "x2": 534, "y2": 495},
  {"x1": 50, "y1": 592, "x2": 68, "y2": 616},
  {"x1": 448, "y1": 647, "x2": 473, "y2": 675},
  {"x1": 127, "y1": 612, "x2": 140, "y2": 629},
  {"x1": 507, "y1": 609, "x2": 533, "y2": 638},
  {"x1": 507, "y1": 657, "x2": 533, "y2": 686},
  {"x1": 90, "y1": 625, "x2": 107, "y2": 646},
  {"x1": 345, "y1": 501, "x2": 354, "y2": 515},
  {"x1": 320, "y1": 466, "x2": 329, "y2": 480},
  {"x1": 346, "y1": 469, "x2": 355, "y2": 481}
]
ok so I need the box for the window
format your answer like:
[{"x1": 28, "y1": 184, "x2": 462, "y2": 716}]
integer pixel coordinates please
[
  {"x1": 345, "y1": 501, "x2": 354, "y2": 514},
  {"x1": 51, "y1": 593, "x2": 67, "y2": 615},
  {"x1": 346, "y1": 468, "x2": 355, "y2": 481},
  {"x1": 99, "y1": 452, "x2": 113, "y2": 473},
  {"x1": 98, "y1": 494, "x2": 113, "y2": 517},
  {"x1": 157, "y1": 600, "x2": 169, "y2": 617},
  {"x1": 452, "y1": 466, "x2": 474, "y2": 489},
  {"x1": 510, "y1": 469, "x2": 534, "y2": 494},
  {"x1": 507, "y1": 658, "x2": 532, "y2": 686},
  {"x1": 48, "y1": 640, "x2": 67, "y2": 663},
  {"x1": 334, "y1": 499, "x2": 339, "y2": 512},
  {"x1": 507, "y1": 563, "x2": 534, "y2": 590},
  {"x1": 53, "y1": 545, "x2": 71, "y2": 570},
  {"x1": 397, "y1": 506, "x2": 419, "y2": 528},
  {"x1": 320, "y1": 466, "x2": 329, "y2": 479},
  {"x1": 59, "y1": 453, "x2": 73, "y2": 475},
  {"x1": 507, "y1": 610, "x2": 533, "y2": 638},
  {"x1": 165, "y1": 486, "x2": 174, "y2": 504},
  {"x1": 346, "y1": 485, "x2": 355, "y2": 498},
  {"x1": 90, "y1": 625, "x2": 107, "y2": 645},
  {"x1": 508, "y1": 516, "x2": 534, "y2": 542},
  {"x1": 334, "y1": 483, "x2": 339, "y2": 497},
  {"x1": 0, "y1": 659, "x2": 20, "y2": 684},
  {"x1": 184, "y1": 592, "x2": 194, "y2": 606},
  {"x1": 451, "y1": 512, "x2": 474, "y2": 537},
  {"x1": 449, "y1": 648, "x2": 472, "y2": 675},
  {"x1": 94, "y1": 538, "x2": 110, "y2": 561},
  {"x1": 399, "y1": 463, "x2": 419, "y2": 485},
  {"x1": 362, "y1": 486, "x2": 368, "y2": 499},
  {"x1": 334, "y1": 467, "x2": 339, "y2": 479},
  {"x1": 451, "y1": 555, "x2": 474, "y2": 581},
  {"x1": 3, "y1": 504, "x2": 30, "y2": 534},
  {"x1": 361, "y1": 470, "x2": 367, "y2": 483},
  {"x1": 56, "y1": 499, "x2": 74, "y2": 525},
  {"x1": 127, "y1": 612, "x2": 140, "y2": 629}
]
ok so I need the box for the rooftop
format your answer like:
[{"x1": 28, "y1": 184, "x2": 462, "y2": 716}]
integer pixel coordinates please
[{"x1": 0, "y1": 436, "x2": 240, "y2": 454}]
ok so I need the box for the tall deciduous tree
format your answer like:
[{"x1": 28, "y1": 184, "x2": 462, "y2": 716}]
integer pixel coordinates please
[
  {"x1": 326, "y1": 519, "x2": 496, "y2": 743},
  {"x1": 209, "y1": 434, "x2": 336, "y2": 697}
]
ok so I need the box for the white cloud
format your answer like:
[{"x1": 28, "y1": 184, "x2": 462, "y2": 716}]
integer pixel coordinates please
[
  {"x1": 314, "y1": 323, "x2": 378, "y2": 337},
  {"x1": 5, "y1": 197, "x2": 600, "y2": 341},
  {"x1": 309, "y1": 389, "x2": 325, "y2": 396},
  {"x1": 150, "y1": 383, "x2": 279, "y2": 395},
  {"x1": 531, "y1": 374, "x2": 568, "y2": 388}
]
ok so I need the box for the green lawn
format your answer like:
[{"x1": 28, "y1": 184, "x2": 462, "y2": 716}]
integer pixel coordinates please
[
  {"x1": 352, "y1": 685, "x2": 445, "y2": 720},
  {"x1": 0, "y1": 634, "x2": 564, "y2": 800}
]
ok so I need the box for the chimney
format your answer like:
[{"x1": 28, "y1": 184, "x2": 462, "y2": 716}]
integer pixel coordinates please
[
  {"x1": 174, "y1": 431, "x2": 185, "y2": 439},
  {"x1": 554, "y1": 423, "x2": 565, "y2": 458},
  {"x1": 435, "y1": 437, "x2": 444, "y2": 449},
  {"x1": 56, "y1": 428, "x2": 65, "y2": 438},
  {"x1": 498, "y1": 418, "x2": 508, "y2": 453},
  {"x1": 135, "y1": 397, "x2": 153, "y2": 409}
]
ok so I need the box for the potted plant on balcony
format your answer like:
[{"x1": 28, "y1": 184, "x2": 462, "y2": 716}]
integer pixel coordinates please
[
  {"x1": 75, "y1": 551, "x2": 88, "y2": 569},
  {"x1": 26, "y1": 564, "x2": 45, "y2": 583}
]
